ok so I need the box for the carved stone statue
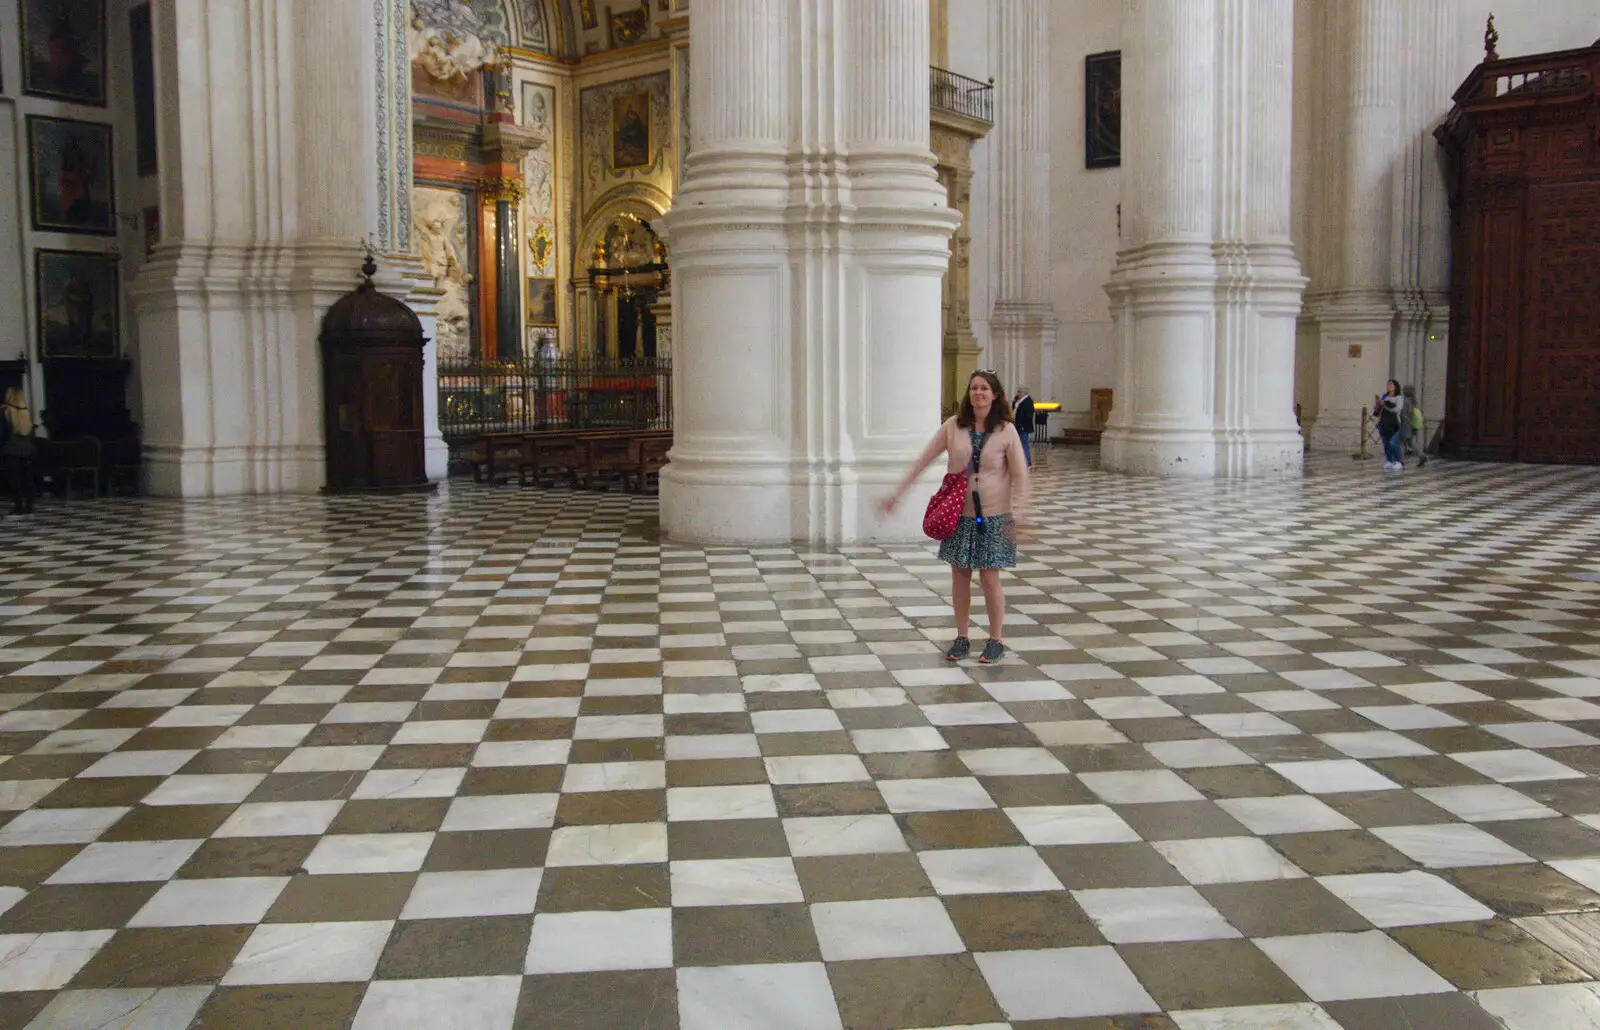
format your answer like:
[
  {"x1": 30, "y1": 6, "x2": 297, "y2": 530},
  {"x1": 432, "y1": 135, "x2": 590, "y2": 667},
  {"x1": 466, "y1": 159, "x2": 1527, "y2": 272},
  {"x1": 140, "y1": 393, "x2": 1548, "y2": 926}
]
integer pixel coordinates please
[
  {"x1": 409, "y1": 1, "x2": 499, "y2": 82},
  {"x1": 413, "y1": 187, "x2": 474, "y2": 360}
]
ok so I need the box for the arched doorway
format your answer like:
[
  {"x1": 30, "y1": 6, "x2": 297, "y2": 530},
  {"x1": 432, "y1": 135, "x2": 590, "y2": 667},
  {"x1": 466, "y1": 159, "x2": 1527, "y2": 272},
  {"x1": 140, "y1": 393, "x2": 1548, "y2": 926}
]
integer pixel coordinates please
[{"x1": 574, "y1": 194, "x2": 670, "y2": 359}]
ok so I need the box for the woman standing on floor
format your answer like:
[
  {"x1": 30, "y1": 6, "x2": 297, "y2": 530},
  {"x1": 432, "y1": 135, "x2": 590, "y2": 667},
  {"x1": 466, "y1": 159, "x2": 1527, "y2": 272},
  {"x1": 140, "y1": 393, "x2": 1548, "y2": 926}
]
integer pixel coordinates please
[
  {"x1": 2, "y1": 386, "x2": 37, "y2": 517},
  {"x1": 1373, "y1": 379, "x2": 1405, "y2": 470},
  {"x1": 881, "y1": 370, "x2": 1030, "y2": 664}
]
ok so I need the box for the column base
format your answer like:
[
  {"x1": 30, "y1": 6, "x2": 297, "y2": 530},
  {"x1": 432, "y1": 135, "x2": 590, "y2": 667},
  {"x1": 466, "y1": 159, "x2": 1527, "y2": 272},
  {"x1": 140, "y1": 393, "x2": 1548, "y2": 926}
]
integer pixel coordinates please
[
  {"x1": 1100, "y1": 426, "x2": 1304, "y2": 478},
  {"x1": 660, "y1": 458, "x2": 937, "y2": 547},
  {"x1": 144, "y1": 443, "x2": 324, "y2": 497}
]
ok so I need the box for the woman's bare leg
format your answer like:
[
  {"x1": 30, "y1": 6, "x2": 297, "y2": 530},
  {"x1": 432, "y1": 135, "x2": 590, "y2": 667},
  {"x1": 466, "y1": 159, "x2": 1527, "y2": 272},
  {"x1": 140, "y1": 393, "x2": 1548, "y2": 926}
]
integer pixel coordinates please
[
  {"x1": 952, "y1": 567, "x2": 973, "y2": 638},
  {"x1": 979, "y1": 569, "x2": 1005, "y2": 641}
]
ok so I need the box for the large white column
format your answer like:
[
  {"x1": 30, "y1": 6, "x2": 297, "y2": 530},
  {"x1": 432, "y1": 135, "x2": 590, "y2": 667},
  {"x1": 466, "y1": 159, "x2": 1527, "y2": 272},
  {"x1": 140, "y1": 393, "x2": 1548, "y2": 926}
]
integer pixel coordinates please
[
  {"x1": 1100, "y1": 0, "x2": 1305, "y2": 478},
  {"x1": 659, "y1": 0, "x2": 958, "y2": 545},
  {"x1": 131, "y1": 0, "x2": 400, "y2": 495},
  {"x1": 988, "y1": 0, "x2": 1057, "y2": 398},
  {"x1": 1304, "y1": 0, "x2": 1401, "y2": 450}
]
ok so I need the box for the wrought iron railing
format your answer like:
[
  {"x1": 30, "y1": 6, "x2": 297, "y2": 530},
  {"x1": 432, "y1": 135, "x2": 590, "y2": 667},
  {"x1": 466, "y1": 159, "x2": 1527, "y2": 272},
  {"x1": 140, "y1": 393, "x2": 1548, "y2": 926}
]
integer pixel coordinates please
[
  {"x1": 930, "y1": 66, "x2": 994, "y2": 124},
  {"x1": 438, "y1": 353, "x2": 672, "y2": 459}
]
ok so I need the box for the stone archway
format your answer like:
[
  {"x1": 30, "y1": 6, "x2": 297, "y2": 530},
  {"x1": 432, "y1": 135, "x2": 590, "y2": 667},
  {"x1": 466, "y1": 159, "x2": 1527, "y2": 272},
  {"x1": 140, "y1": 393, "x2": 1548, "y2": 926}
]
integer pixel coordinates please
[{"x1": 574, "y1": 190, "x2": 671, "y2": 359}]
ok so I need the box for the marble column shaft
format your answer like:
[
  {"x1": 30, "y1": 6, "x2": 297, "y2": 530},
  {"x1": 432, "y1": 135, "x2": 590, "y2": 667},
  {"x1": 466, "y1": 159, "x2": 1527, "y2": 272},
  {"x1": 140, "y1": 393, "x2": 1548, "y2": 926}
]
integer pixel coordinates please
[
  {"x1": 659, "y1": 0, "x2": 959, "y2": 545},
  {"x1": 989, "y1": 0, "x2": 1057, "y2": 400},
  {"x1": 1100, "y1": 0, "x2": 1306, "y2": 478}
]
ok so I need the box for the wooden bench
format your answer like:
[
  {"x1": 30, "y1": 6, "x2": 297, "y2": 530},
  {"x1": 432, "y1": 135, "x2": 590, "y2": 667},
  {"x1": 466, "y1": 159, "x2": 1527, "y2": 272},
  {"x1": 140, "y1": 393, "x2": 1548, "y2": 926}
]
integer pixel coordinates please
[
  {"x1": 469, "y1": 433, "x2": 526, "y2": 484},
  {"x1": 626, "y1": 434, "x2": 672, "y2": 494}
]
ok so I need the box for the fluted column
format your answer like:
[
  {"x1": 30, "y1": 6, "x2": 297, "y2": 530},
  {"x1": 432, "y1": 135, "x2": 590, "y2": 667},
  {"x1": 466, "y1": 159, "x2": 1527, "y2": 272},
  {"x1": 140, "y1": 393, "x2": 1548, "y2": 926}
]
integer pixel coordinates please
[
  {"x1": 1101, "y1": 0, "x2": 1306, "y2": 478},
  {"x1": 1304, "y1": 0, "x2": 1403, "y2": 450},
  {"x1": 989, "y1": 0, "x2": 1057, "y2": 398},
  {"x1": 659, "y1": 0, "x2": 958, "y2": 545}
]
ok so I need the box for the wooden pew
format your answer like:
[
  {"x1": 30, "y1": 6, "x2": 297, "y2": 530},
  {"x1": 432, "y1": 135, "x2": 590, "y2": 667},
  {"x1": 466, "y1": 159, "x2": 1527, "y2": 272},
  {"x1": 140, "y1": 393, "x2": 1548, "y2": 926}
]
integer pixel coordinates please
[
  {"x1": 470, "y1": 433, "x2": 526, "y2": 484},
  {"x1": 625, "y1": 434, "x2": 672, "y2": 494}
]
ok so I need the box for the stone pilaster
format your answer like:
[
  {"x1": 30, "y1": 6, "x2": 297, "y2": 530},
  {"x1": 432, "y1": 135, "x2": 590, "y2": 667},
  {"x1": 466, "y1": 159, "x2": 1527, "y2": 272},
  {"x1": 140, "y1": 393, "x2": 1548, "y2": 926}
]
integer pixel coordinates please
[
  {"x1": 658, "y1": 0, "x2": 958, "y2": 545},
  {"x1": 1100, "y1": 0, "x2": 1306, "y2": 478},
  {"x1": 988, "y1": 0, "x2": 1057, "y2": 398},
  {"x1": 932, "y1": 110, "x2": 989, "y2": 416}
]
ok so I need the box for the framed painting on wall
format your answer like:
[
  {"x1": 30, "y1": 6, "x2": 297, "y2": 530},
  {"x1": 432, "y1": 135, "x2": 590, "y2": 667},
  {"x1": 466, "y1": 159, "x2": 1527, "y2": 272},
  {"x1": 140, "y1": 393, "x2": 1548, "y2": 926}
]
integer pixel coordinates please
[
  {"x1": 1085, "y1": 51, "x2": 1122, "y2": 170},
  {"x1": 20, "y1": 0, "x2": 107, "y2": 106},
  {"x1": 27, "y1": 115, "x2": 116, "y2": 235},
  {"x1": 129, "y1": 4, "x2": 158, "y2": 176},
  {"x1": 526, "y1": 277, "x2": 558, "y2": 326},
  {"x1": 612, "y1": 92, "x2": 652, "y2": 170},
  {"x1": 35, "y1": 249, "x2": 119, "y2": 359}
]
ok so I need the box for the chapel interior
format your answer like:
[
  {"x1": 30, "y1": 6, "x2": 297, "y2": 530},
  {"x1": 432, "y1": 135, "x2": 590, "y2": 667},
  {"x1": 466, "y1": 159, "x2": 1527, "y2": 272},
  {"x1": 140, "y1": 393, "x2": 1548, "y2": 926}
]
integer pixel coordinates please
[{"x1": 1, "y1": 1, "x2": 1600, "y2": 1028}]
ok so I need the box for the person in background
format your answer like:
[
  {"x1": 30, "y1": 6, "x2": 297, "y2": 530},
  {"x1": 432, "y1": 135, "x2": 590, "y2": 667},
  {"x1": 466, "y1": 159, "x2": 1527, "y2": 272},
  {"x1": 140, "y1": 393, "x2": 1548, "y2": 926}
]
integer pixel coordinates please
[
  {"x1": 882, "y1": 370, "x2": 1031, "y2": 664},
  {"x1": 2, "y1": 386, "x2": 38, "y2": 516},
  {"x1": 1012, "y1": 386, "x2": 1035, "y2": 470},
  {"x1": 1399, "y1": 384, "x2": 1427, "y2": 468},
  {"x1": 1373, "y1": 379, "x2": 1404, "y2": 470}
]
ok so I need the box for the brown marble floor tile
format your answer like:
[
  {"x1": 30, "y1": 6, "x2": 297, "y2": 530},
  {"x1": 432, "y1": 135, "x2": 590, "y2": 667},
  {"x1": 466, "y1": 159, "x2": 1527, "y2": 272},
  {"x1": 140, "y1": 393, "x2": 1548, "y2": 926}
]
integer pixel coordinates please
[
  {"x1": 35, "y1": 776, "x2": 162, "y2": 809},
  {"x1": 1119, "y1": 939, "x2": 1308, "y2": 1010},
  {"x1": 555, "y1": 789, "x2": 664, "y2": 826},
  {"x1": 1323, "y1": 991, "x2": 1527, "y2": 1030},
  {"x1": 0, "y1": 992, "x2": 53, "y2": 1029},
  {"x1": 774, "y1": 783, "x2": 888, "y2": 819},
  {"x1": 1050, "y1": 744, "x2": 1166, "y2": 773},
  {"x1": 181, "y1": 749, "x2": 292, "y2": 775},
  {"x1": 192, "y1": 984, "x2": 367, "y2": 1030},
  {"x1": 943, "y1": 890, "x2": 1105, "y2": 951},
  {"x1": 1178, "y1": 765, "x2": 1300, "y2": 799},
  {"x1": 100, "y1": 803, "x2": 237, "y2": 841},
  {"x1": 1370, "y1": 756, "x2": 1494, "y2": 789},
  {"x1": 513, "y1": 968, "x2": 678, "y2": 1030},
  {"x1": 1446, "y1": 862, "x2": 1600, "y2": 917},
  {"x1": 0, "y1": 844, "x2": 85, "y2": 887},
  {"x1": 244, "y1": 771, "x2": 363, "y2": 803},
  {"x1": 265, "y1": 871, "x2": 416, "y2": 922},
  {"x1": 536, "y1": 864, "x2": 672, "y2": 911},
  {"x1": 1390, "y1": 919, "x2": 1591, "y2": 989},
  {"x1": 568, "y1": 738, "x2": 664, "y2": 763},
  {"x1": 0, "y1": 755, "x2": 99, "y2": 780},
  {"x1": 0, "y1": 881, "x2": 161, "y2": 933},
  {"x1": 758, "y1": 731, "x2": 857, "y2": 757},
  {"x1": 423, "y1": 828, "x2": 550, "y2": 871},
  {"x1": 375, "y1": 743, "x2": 475, "y2": 769},
  {"x1": 458, "y1": 765, "x2": 564, "y2": 795},
  {"x1": 1516, "y1": 912, "x2": 1600, "y2": 978},
  {"x1": 1326, "y1": 789, "x2": 1455, "y2": 827},
  {"x1": 978, "y1": 775, "x2": 1098, "y2": 809},
  {"x1": 70, "y1": 924, "x2": 253, "y2": 988},
  {"x1": 327, "y1": 798, "x2": 448, "y2": 835},
  {"x1": 900, "y1": 810, "x2": 1026, "y2": 851},
  {"x1": 794, "y1": 853, "x2": 936, "y2": 902},
  {"x1": 1037, "y1": 843, "x2": 1187, "y2": 890},
  {"x1": 672, "y1": 903, "x2": 821, "y2": 965},
  {"x1": 668, "y1": 818, "x2": 789, "y2": 860},
  {"x1": 1480, "y1": 816, "x2": 1600, "y2": 860},
  {"x1": 300, "y1": 723, "x2": 399, "y2": 748},
  {"x1": 376, "y1": 914, "x2": 532, "y2": 978},
  {"x1": 177, "y1": 835, "x2": 319, "y2": 878},
  {"x1": 666, "y1": 758, "x2": 769, "y2": 788},
  {"x1": 1267, "y1": 830, "x2": 1418, "y2": 876},
  {"x1": 121, "y1": 727, "x2": 229, "y2": 751},
  {"x1": 1116, "y1": 801, "x2": 1252, "y2": 842},
  {"x1": 861, "y1": 752, "x2": 968, "y2": 780},
  {"x1": 827, "y1": 953, "x2": 1005, "y2": 1030},
  {"x1": 484, "y1": 718, "x2": 575, "y2": 742},
  {"x1": 1198, "y1": 878, "x2": 1371, "y2": 937}
]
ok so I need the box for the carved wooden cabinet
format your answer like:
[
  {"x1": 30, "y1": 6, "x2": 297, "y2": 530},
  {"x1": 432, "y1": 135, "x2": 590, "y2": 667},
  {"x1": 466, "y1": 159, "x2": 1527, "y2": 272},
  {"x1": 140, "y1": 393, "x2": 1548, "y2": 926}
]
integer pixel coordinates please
[
  {"x1": 320, "y1": 259, "x2": 434, "y2": 493},
  {"x1": 1438, "y1": 41, "x2": 1600, "y2": 464}
]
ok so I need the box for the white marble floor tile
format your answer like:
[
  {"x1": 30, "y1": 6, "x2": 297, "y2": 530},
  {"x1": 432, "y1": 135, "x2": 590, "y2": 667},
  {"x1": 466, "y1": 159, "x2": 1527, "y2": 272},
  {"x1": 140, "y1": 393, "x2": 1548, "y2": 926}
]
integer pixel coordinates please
[
  {"x1": 957, "y1": 747, "x2": 1069, "y2": 777},
  {"x1": 1256, "y1": 931, "x2": 1455, "y2": 1001},
  {"x1": 439, "y1": 793, "x2": 559, "y2": 833},
  {"x1": 763, "y1": 754, "x2": 871, "y2": 785},
  {"x1": 1484, "y1": 722, "x2": 1600, "y2": 750},
  {"x1": 1451, "y1": 749, "x2": 1585, "y2": 783},
  {"x1": 1549, "y1": 859, "x2": 1600, "y2": 894},
  {"x1": 1372, "y1": 823, "x2": 1534, "y2": 868},
  {"x1": 1414, "y1": 785, "x2": 1559, "y2": 823},
  {"x1": 1243, "y1": 691, "x2": 1340, "y2": 713},
  {"x1": 140, "y1": 773, "x2": 265, "y2": 806},
  {"x1": 400, "y1": 869, "x2": 544, "y2": 919},
  {"x1": 1079, "y1": 769, "x2": 1206, "y2": 805},
  {"x1": 545, "y1": 823, "x2": 669, "y2": 867},
  {"x1": 560, "y1": 760, "x2": 666, "y2": 792},
  {"x1": 667, "y1": 784, "x2": 779, "y2": 822},
  {"x1": 1318, "y1": 871, "x2": 1496, "y2": 926},
  {"x1": 677, "y1": 963, "x2": 844, "y2": 1030},
  {"x1": 1472, "y1": 983, "x2": 1600, "y2": 1030},
  {"x1": 1353, "y1": 704, "x2": 1464, "y2": 730},
  {"x1": 1317, "y1": 730, "x2": 1436, "y2": 760},
  {"x1": 1073, "y1": 886, "x2": 1241, "y2": 943},
  {"x1": 525, "y1": 908, "x2": 674, "y2": 973},
  {"x1": 1144, "y1": 738, "x2": 1257, "y2": 768},
  {"x1": 128, "y1": 876, "x2": 288, "y2": 927},
  {"x1": 45, "y1": 840, "x2": 204, "y2": 884},
  {"x1": 301, "y1": 832, "x2": 434, "y2": 875},
  {"x1": 1154, "y1": 837, "x2": 1306, "y2": 884},
  {"x1": 878, "y1": 777, "x2": 996, "y2": 813},
  {"x1": 1192, "y1": 712, "x2": 1302, "y2": 738},
  {"x1": 917, "y1": 847, "x2": 1065, "y2": 895},
  {"x1": 782, "y1": 815, "x2": 908, "y2": 857},
  {"x1": 975, "y1": 946, "x2": 1159, "y2": 1020},
  {"x1": 21, "y1": 987, "x2": 211, "y2": 1030},
  {"x1": 1269, "y1": 760, "x2": 1401, "y2": 794},
  {"x1": 810, "y1": 897, "x2": 965, "y2": 961},
  {"x1": 0, "y1": 931, "x2": 115, "y2": 992},
  {"x1": 1006, "y1": 804, "x2": 1142, "y2": 846},
  {"x1": 0, "y1": 807, "x2": 130, "y2": 846},
  {"x1": 670, "y1": 858, "x2": 804, "y2": 906},
  {"x1": 1170, "y1": 1003, "x2": 1342, "y2": 1030},
  {"x1": 849, "y1": 727, "x2": 949, "y2": 753},
  {"x1": 221, "y1": 921, "x2": 394, "y2": 984},
  {"x1": 350, "y1": 975, "x2": 523, "y2": 1030}
]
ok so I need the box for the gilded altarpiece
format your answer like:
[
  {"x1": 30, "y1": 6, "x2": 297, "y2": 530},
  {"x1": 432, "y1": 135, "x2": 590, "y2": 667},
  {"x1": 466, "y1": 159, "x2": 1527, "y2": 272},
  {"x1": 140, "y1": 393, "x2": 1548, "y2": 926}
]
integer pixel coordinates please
[{"x1": 932, "y1": 108, "x2": 991, "y2": 416}]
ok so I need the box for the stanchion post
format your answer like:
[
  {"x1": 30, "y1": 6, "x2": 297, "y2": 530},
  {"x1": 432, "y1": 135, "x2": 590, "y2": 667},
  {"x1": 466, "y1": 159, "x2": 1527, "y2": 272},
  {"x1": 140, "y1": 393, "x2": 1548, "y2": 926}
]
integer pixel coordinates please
[{"x1": 1358, "y1": 406, "x2": 1369, "y2": 460}]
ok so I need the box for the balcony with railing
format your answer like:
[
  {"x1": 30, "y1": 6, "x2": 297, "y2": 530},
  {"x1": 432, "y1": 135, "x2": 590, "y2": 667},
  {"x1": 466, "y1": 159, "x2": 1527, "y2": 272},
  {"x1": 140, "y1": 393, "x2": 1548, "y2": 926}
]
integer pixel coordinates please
[{"x1": 930, "y1": 66, "x2": 993, "y2": 125}]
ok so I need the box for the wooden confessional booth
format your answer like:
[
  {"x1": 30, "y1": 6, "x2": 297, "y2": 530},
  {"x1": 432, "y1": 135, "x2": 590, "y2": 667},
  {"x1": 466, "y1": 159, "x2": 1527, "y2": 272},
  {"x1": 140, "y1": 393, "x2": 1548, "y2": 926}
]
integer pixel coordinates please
[{"x1": 1438, "y1": 36, "x2": 1600, "y2": 464}]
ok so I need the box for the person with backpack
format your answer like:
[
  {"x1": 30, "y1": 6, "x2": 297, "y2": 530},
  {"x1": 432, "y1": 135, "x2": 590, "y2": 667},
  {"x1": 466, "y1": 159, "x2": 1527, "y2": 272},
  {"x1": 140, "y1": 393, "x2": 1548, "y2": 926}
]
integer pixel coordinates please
[
  {"x1": 1399, "y1": 384, "x2": 1427, "y2": 468},
  {"x1": 2, "y1": 386, "x2": 38, "y2": 516},
  {"x1": 1373, "y1": 379, "x2": 1405, "y2": 470}
]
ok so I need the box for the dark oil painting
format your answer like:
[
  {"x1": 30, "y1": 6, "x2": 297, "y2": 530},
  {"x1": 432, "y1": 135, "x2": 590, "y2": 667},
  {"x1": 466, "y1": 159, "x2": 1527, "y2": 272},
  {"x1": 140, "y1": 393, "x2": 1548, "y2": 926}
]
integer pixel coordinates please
[
  {"x1": 36, "y1": 249, "x2": 119, "y2": 358},
  {"x1": 28, "y1": 115, "x2": 116, "y2": 235},
  {"x1": 1086, "y1": 50, "x2": 1122, "y2": 170},
  {"x1": 21, "y1": 0, "x2": 107, "y2": 105}
]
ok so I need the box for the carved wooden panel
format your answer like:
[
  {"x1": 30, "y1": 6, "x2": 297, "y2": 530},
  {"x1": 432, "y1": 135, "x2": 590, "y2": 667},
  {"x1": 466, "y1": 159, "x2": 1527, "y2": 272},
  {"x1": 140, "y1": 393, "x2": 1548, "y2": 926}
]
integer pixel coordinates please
[{"x1": 1520, "y1": 182, "x2": 1600, "y2": 462}]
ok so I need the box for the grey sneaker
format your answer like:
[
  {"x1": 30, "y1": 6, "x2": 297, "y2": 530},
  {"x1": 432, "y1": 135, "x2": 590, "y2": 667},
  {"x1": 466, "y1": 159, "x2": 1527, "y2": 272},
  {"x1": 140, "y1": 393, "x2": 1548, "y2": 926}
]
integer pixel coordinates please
[
  {"x1": 945, "y1": 637, "x2": 971, "y2": 661},
  {"x1": 978, "y1": 639, "x2": 1005, "y2": 664}
]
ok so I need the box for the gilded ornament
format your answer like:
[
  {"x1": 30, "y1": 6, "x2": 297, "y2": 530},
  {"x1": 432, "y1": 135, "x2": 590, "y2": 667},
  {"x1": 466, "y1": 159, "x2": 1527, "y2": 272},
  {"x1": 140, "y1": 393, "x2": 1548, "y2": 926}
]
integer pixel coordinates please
[{"x1": 479, "y1": 177, "x2": 526, "y2": 204}]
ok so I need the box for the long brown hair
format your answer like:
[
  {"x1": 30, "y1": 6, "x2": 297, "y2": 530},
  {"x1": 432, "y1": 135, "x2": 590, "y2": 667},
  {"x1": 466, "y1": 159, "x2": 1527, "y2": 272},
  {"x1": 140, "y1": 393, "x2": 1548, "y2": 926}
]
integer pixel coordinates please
[{"x1": 956, "y1": 370, "x2": 1013, "y2": 432}]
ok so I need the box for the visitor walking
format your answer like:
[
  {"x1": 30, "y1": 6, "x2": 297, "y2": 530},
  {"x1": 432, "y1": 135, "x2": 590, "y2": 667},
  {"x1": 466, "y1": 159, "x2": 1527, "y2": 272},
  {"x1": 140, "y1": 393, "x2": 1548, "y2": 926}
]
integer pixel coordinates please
[
  {"x1": 1399, "y1": 384, "x2": 1427, "y2": 467},
  {"x1": 1373, "y1": 379, "x2": 1405, "y2": 470},
  {"x1": 2, "y1": 387, "x2": 37, "y2": 516},
  {"x1": 1013, "y1": 386, "x2": 1035, "y2": 469},
  {"x1": 881, "y1": 370, "x2": 1031, "y2": 664}
]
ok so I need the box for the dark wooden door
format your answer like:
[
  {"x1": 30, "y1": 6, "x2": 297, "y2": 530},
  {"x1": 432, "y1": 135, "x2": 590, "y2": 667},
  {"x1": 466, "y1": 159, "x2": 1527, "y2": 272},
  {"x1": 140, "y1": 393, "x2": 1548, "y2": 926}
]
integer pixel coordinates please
[{"x1": 1519, "y1": 181, "x2": 1600, "y2": 463}]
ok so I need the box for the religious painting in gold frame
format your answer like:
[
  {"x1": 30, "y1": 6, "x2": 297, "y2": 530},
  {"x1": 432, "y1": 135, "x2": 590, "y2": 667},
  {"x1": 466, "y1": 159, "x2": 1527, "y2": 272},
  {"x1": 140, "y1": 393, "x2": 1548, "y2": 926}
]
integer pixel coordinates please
[
  {"x1": 526, "y1": 276, "x2": 557, "y2": 327},
  {"x1": 612, "y1": 92, "x2": 651, "y2": 170}
]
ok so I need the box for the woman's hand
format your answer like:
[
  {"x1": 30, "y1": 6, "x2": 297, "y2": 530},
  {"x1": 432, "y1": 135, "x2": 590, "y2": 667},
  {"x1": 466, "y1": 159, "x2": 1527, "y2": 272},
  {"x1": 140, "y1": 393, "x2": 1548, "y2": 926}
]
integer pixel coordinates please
[{"x1": 878, "y1": 496, "x2": 899, "y2": 517}]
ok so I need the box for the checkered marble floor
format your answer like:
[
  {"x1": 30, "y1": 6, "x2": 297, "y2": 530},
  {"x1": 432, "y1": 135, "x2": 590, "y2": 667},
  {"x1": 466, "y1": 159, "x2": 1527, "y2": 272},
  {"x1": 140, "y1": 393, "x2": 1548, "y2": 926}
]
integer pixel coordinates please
[{"x1": 2, "y1": 451, "x2": 1600, "y2": 1029}]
